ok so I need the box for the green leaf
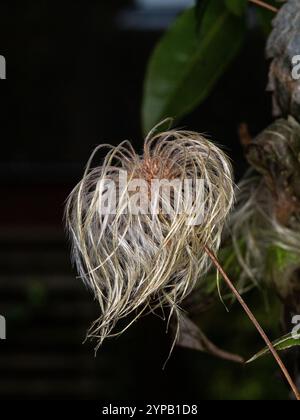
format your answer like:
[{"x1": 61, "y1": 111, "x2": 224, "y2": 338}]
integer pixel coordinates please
[
  {"x1": 247, "y1": 332, "x2": 300, "y2": 364},
  {"x1": 225, "y1": 0, "x2": 247, "y2": 17},
  {"x1": 267, "y1": 245, "x2": 298, "y2": 275},
  {"x1": 195, "y1": 0, "x2": 210, "y2": 27},
  {"x1": 142, "y1": 4, "x2": 246, "y2": 134},
  {"x1": 265, "y1": 245, "x2": 299, "y2": 301}
]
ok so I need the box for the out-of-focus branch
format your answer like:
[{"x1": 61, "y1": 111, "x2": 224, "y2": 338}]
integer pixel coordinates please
[{"x1": 249, "y1": 0, "x2": 278, "y2": 13}]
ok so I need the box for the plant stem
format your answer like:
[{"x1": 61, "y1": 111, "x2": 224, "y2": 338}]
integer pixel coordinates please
[
  {"x1": 205, "y1": 246, "x2": 300, "y2": 401},
  {"x1": 248, "y1": 0, "x2": 278, "y2": 13}
]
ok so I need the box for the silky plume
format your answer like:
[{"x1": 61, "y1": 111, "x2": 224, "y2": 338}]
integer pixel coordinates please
[{"x1": 65, "y1": 128, "x2": 234, "y2": 349}]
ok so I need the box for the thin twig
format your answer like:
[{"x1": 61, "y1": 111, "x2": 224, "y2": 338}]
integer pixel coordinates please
[
  {"x1": 205, "y1": 246, "x2": 300, "y2": 401},
  {"x1": 249, "y1": 0, "x2": 279, "y2": 13}
]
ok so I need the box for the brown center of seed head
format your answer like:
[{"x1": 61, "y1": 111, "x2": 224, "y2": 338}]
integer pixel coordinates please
[{"x1": 138, "y1": 157, "x2": 177, "y2": 183}]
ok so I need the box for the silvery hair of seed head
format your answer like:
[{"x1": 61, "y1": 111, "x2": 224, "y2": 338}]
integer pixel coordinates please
[{"x1": 65, "y1": 125, "x2": 234, "y2": 350}]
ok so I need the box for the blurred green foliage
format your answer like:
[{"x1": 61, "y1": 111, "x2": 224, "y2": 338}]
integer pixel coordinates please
[{"x1": 142, "y1": 2, "x2": 246, "y2": 133}]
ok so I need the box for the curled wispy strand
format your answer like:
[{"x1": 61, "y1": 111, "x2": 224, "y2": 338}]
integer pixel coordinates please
[{"x1": 65, "y1": 128, "x2": 234, "y2": 348}]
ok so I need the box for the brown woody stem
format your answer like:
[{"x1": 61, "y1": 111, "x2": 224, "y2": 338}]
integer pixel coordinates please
[
  {"x1": 205, "y1": 246, "x2": 300, "y2": 401},
  {"x1": 248, "y1": 0, "x2": 278, "y2": 13}
]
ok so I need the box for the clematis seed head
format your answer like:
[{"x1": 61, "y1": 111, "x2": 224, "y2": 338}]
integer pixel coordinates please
[{"x1": 65, "y1": 128, "x2": 234, "y2": 349}]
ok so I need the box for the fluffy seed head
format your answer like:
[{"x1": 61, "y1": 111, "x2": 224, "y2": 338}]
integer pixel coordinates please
[
  {"x1": 230, "y1": 118, "x2": 300, "y2": 310},
  {"x1": 231, "y1": 171, "x2": 300, "y2": 302},
  {"x1": 65, "y1": 128, "x2": 234, "y2": 348}
]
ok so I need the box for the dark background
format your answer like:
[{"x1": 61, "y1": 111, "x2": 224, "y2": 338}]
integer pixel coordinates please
[{"x1": 0, "y1": 0, "x2": 288, "y2": 400}]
